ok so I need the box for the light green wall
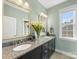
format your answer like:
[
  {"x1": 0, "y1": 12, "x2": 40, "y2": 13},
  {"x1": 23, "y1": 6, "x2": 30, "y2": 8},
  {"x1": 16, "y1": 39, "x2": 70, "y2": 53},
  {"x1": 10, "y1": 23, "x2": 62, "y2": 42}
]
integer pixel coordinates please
[
  {"x1": 47, "y1": 0, "x2": 77, "y2": 55},
  {"x1": 26, "y1": 0, "x2": 47, "y2": 20},
  {"x1": 4, "y1": 0, "x2": 47, "y2": 36}
]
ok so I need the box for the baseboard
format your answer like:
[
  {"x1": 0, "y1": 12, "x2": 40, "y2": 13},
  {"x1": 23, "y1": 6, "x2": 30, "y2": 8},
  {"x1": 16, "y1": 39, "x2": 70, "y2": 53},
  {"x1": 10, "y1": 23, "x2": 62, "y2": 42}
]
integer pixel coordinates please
[{"x1": 55, "y1": 49, "x2": 77, "y2": 58}]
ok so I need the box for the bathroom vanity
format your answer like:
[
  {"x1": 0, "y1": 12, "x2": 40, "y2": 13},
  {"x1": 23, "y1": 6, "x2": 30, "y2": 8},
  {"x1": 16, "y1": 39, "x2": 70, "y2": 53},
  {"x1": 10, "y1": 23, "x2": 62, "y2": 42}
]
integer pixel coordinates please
[
  {"x1": 2, "y1": 36, "x2": 55, "y2": 59},
  {"x1": 17, "y1": 37, "x2": 55, "y2": 59}
]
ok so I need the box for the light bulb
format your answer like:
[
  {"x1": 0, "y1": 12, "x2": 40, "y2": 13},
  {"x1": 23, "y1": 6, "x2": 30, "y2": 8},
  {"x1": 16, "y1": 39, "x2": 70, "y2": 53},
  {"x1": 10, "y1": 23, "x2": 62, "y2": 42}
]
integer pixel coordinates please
[
  {"x1": 16, "y1": 0, "x2": 23, "y2": 6},
  {"x1": 23, "y1": 2, "x2": 30, "y2": 9},
  {"x1": 40, "y1": 12, "x2": 48, "y2": 18}
]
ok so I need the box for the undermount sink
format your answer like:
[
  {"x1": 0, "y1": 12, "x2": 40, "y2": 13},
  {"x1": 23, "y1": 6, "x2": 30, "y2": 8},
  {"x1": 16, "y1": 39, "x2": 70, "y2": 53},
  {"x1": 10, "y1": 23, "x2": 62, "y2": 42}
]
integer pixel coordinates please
[
  {"x1": 13, "y1": 44, "x2": 32, "y2": 51},
  {"x1": 44, "y1": 36, "x2": 50, "y2": 38}
]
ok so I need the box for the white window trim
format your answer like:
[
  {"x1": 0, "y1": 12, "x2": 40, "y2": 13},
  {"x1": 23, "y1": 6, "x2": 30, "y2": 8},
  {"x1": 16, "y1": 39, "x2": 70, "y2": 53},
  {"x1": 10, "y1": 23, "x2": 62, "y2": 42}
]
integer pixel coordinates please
[
  {"x1": 23, "y1": 18, "x2": 30, "y2": 36},
  {"x1": 59, "y1": 4, "x2": 77, "y2": 40}
]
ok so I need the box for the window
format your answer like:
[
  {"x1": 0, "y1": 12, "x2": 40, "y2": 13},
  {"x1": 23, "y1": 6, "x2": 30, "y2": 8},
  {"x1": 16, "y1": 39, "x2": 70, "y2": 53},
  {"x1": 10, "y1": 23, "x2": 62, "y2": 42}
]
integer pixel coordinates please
[{"x1": 59, "y1": 5, "x2": 77, "y2": 40}]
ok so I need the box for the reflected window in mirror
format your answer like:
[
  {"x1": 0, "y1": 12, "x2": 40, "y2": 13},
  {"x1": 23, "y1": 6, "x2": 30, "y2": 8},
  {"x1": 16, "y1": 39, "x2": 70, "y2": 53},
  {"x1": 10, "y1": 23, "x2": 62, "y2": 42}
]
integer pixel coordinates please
[{"x1": 23, "y1": 19, "x2": 30, "y2": 36}]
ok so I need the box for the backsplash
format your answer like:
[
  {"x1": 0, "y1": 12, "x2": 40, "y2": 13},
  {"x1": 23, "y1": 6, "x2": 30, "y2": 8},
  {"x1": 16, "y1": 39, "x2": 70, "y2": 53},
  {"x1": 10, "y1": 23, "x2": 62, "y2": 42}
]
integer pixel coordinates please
[{"x1": 2, "y1": 35, "x2": 34, "y2": 47}]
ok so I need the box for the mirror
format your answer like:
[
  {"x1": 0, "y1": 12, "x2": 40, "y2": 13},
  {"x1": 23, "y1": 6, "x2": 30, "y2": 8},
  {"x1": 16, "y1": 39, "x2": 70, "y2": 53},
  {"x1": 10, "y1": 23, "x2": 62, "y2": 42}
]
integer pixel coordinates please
[
  {"x1": 38, "y1": 12, "x2": 48, "y2": 36},
  {"x1": 3, "y1": 0, "x2": 31, "y2": 40},
  {"x1": 3, "y1": 0, "x2": 48, "y2": 42}
]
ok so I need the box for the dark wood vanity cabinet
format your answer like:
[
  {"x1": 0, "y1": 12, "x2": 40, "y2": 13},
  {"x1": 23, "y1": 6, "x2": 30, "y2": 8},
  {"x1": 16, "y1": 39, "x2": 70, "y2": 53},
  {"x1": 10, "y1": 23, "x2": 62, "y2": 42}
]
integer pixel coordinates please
[
  {"x1": 48, "y1": 38, "x2": 55, "y2": 58},
  {"x1": 17, "y1": 38, "x2": 55, "y2": 59},
  {"x1": 42, "y1": 42, "x2": 49, "y2": 59},
  {"x1": 42, "y1": 38, "x2": 55, "y2": 59},
  {"x1": 17, "y1": 46, "x2": 42, "y2": 59}
]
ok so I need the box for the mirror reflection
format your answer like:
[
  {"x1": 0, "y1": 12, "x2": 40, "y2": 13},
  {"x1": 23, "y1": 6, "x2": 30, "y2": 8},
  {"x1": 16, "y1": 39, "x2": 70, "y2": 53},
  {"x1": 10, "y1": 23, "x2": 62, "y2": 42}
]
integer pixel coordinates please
[{"x1": 3, "y1": 0, "x2": 48, "y2": 42}]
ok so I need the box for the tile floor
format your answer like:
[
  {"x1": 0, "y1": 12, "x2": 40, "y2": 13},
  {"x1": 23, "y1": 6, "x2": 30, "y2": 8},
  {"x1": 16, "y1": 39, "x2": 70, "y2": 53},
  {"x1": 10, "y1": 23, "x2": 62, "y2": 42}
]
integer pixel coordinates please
[{"x1": 50, "y1": 52, "x2": 76, "y2": 59}]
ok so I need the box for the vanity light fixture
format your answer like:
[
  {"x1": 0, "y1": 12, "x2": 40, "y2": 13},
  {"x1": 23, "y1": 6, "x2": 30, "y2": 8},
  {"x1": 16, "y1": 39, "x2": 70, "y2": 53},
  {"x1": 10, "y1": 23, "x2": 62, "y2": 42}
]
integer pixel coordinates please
[
  {"x1": 16, "y1": 0, "x2": 23, "y2": 6},
  {"x1": 40, "y1": 12, "x2": 48, "y2": 18},
  {"x1": 7, "y1": 0, "x2": 23, "y2": 6},
  {"x1": 23, "y1": 2, "x2": 30, "y2": 9},
  {"x1": 7, "y1": 0, "x2": 31, "y2": 10}
]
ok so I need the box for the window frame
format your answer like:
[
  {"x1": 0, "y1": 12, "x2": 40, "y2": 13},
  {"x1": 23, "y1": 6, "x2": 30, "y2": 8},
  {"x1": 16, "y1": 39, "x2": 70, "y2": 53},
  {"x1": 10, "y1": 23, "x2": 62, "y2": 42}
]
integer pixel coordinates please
[{"x1": 59, "y1": 4, "x2": 77, "y2": 40}]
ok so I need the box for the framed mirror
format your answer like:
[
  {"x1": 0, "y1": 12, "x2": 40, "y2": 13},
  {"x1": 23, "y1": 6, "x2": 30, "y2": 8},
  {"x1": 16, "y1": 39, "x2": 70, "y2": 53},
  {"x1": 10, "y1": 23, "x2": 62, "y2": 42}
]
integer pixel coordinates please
[
  {"x1": 38, "y1": 12, "x2": 48, "y2": 36},
  {"x1": 3, "y1": 0, "x2": 31, "y2": 41}
]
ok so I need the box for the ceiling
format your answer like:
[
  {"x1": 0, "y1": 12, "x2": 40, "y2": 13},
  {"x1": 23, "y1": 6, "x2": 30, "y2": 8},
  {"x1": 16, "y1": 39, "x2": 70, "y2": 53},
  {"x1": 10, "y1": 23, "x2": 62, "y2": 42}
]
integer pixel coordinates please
[{"x1": 38, "y1": 0, "x2": 67, "y2": 9}]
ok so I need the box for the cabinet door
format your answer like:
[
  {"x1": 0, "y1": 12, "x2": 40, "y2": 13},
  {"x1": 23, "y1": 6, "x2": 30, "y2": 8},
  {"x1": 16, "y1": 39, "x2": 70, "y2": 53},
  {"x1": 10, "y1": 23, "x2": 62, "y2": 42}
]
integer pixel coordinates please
[
  {"x1": 17, "y1": 46, "x2": 42, "y2": 59},
  {"x1": 48, "y1": 38, "x2": 55, "y2": 57},
  {"x1": 17, "y1": 52, "x2": 32, "y2": 59},
  {"x1": 42, "y1": 43, "x2": 49, "y2": 59},
  {"x1": 30, "y1": 46, "x2": 42, "y2": 59}
]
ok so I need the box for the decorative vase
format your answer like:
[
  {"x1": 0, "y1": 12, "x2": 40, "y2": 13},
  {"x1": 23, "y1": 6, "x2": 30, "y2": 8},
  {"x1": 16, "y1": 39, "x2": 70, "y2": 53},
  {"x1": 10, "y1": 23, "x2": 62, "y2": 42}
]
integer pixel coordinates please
[
  {"x1": 31, "y1": 21, "x2": 43, "y2": 39},
  {"x1": 35, "y1": 32, "x2": 40, "y2": 39}
]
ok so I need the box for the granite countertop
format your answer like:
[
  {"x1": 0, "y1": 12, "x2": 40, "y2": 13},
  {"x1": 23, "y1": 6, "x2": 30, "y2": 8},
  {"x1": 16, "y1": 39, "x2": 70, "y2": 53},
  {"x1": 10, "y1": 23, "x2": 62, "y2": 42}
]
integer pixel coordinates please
[{"x1": 2, "y1": 36, "x2": 55, "y2": 59}]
